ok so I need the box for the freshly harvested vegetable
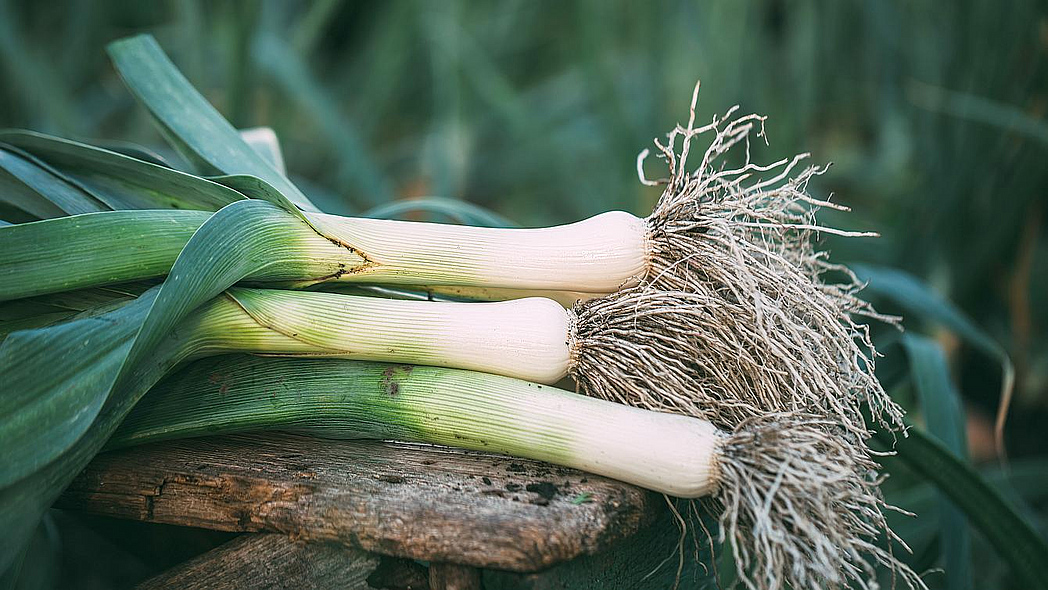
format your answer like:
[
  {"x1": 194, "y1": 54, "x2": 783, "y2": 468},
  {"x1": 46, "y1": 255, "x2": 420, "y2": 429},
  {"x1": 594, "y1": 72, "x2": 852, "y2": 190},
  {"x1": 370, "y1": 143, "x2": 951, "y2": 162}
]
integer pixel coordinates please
[
  {"x1": 0, "y1": 33, "x2": 919, "y2": 590},
  {"x1": 0, "y1": 42, "x2": 899, "y2": 443},
  {"x1": 113, "y1": 354, "x2": 922, "y2": 590},
  {"x1": 114, "y1": 356, "x2": 721, "y2": 496},
  {"x1": 0, "y1": 131, "x2": 901, "y2": 439},
  {"x1": 0, "y1": 280, "x2": 896, "y2": 483},
  {"x1": 0, "y1": 284, "x2": 920, "y2": 590}
]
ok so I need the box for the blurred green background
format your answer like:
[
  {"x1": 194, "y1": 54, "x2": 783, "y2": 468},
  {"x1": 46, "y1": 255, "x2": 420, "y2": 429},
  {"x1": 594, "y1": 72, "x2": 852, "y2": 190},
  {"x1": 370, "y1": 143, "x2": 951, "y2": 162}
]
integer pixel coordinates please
[{"x1": 1, "y1": 0, "x2": 1046, "y2": 588}]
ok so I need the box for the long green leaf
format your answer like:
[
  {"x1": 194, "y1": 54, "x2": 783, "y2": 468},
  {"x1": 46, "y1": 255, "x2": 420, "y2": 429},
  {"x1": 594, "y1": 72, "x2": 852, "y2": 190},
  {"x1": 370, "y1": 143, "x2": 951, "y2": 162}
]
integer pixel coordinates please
[
  {"x1": 106, "y1": 34, "x2": 318, "y2": 214},
  {"x1": 880, "y1": 428, "x2": 1048, "y2": 589},
  {"x1": 0, "y1": 146, "x2": 106, "y2": 216},
  {"x1": 0, "y1": 283, "x2": 151, "y2": 341},
  {"x1": 900, "y1": 334, "x2": 972, "y2": 590},
  {"x1": 0, "y1": 150, "x2": 82, "y2": 219},
  {"x1": 54, "y1": 128, "x2": 283, "y2": 177},
  {"x1": 0, "y1": 130, "x2": 246, "y2": 212},
  {"x1": 239, "y1": 127, "x2": 287, "y2": 175},
  {"x1": 85, "y1": 138, "x2": 180, "y2": 169},
  {"x1": 0, "y1": 290, "x2": 154, "y2": 488},
  {"x1": 0, "y1": 210, "x2": 209, "y2": 302}
]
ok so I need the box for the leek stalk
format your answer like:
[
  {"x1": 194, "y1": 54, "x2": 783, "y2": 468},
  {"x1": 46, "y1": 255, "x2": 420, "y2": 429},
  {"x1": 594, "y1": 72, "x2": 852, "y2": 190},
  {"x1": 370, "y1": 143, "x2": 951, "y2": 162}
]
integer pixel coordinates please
[
  {"x1": 0, "y1": 208, "x2": 641, "y2": 302},
  {"x1": 113, "y1": 355, "x2": 721, "y2": 498}
]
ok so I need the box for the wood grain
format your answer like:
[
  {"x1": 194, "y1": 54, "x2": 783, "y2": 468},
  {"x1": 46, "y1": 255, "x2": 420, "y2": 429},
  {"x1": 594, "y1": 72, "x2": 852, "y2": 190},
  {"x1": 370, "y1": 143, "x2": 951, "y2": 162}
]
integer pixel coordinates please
[
  {"x1": 57, "y1": 433, "x2": 661, "y2": 572},
  {"x1": 136, "y1": 534, "x2": 378, "y2": 590}
]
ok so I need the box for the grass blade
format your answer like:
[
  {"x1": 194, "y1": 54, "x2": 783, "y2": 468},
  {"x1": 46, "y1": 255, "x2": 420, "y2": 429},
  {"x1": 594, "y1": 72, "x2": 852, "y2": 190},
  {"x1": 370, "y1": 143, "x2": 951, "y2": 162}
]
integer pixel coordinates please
[
  {"x1": 855, "y1": 264, "x2": 1015, "y2": 452},
  {"x1": 900, "y1": 334, "x2": 973, "y2": 590},
  {"x1": 880, "y1": 428, "x2": 1048, "y2": 590}
]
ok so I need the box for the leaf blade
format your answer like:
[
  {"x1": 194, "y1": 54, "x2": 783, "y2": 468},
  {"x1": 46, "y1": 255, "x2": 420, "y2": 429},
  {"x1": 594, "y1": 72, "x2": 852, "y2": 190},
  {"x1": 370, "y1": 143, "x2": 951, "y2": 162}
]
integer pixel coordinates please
[
  {"x1": 900, "y1": 334, "x2": 973, "y2": 590},
  {"x1": 855, "y1": 264, "x2": 1015, "y2": 451},
  {"x1": 1, "y1": 130, "x2": 246, "y2": 212},
  {"x1": 105, "y1": 34, "x2": 318, "y2": 213},
  {"x1": 881, "y1": 428, "x2": 1048, "y2": 590}
]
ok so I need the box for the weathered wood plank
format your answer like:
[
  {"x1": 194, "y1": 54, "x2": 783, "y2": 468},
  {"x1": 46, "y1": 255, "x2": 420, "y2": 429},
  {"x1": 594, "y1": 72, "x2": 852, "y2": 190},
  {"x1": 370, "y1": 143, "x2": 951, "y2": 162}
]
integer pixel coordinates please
[
  {"x1": 136, "y1": 534, "x2": 378, "y2": 590},
  {"x1": 57, "y1": 433, "x2": 661, "y2": 572}
]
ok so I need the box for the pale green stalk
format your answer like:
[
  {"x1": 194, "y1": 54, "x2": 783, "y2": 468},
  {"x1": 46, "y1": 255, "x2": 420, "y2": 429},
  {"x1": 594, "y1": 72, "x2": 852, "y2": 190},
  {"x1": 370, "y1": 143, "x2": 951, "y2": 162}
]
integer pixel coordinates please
[
  {"x1": 113, "y1": 355, "x2": 721, "y2": 498},
  {"x1": 0, "y1": 208, "x2": 641, "y2": 302}
]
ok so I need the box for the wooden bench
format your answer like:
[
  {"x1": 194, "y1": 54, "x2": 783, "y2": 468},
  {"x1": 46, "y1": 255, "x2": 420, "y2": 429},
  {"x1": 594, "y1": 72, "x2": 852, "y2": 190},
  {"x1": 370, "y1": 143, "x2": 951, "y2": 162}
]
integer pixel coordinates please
[{"x1": 57, "y1": 433, "x2": 712, "y2": 589}]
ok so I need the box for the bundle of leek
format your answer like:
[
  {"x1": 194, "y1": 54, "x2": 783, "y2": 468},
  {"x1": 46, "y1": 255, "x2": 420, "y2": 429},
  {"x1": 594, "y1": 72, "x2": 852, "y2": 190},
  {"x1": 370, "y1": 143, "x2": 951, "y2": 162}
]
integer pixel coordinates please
[
  {"x1": 0, "y1": 101, "x2": 900, "y2": 441},
  {"x1": 0, "y1": 34, "x2": 922, "y2": 590}
]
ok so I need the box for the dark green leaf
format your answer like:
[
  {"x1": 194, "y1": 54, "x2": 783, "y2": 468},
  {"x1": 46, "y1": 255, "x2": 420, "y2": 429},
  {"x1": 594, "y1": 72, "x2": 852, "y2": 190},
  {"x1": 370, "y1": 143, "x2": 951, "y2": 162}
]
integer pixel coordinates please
[
  {"x1": 854, "y1": 264, "x2": 1015, "y2": 448},
  {"x1": 0, "y1": 290, "x2": 153, "y2": 488},
  {"x1": 900, "y1": 334, "x2": 972, "y2": 590},
  {"x1": 0, "y1": 148, "x2": 101, "y2": 218},
  {"x1": 880, "y1": 428, "x2": 1048, "y2": 590},
  {"x1": 1, "y1": 130, "x2": 246, "y2": 212},
  {"x1": 106, "y1": 34, "x2": 318, "y2": 214}
]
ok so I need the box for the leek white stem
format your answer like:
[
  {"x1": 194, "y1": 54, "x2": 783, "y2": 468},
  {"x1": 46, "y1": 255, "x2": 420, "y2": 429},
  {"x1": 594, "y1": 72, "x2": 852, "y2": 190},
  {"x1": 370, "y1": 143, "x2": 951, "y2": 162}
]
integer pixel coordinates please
[
  {"x1": 308, "y1": 210, "x2": 649, "y2": 292},
  {"x1": 221, "y1": 288, "x2": 574, "y2": 384},
  {"x1": 402, "y1": 285, "x2": 604, "y2": 307}
]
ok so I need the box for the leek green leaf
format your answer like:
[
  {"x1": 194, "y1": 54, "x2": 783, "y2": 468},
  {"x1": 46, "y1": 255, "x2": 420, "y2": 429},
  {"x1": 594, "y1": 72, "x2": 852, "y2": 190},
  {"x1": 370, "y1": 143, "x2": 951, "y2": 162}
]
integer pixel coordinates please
[
  {"x1": 239, "y1": 127, "x2": 286, "y2": 175},
  {"x1": 0, "y1": 290, "x2": 153, "y2": 488},
  {"x1": 0, "y1": 198, "x2": 339, "y2": 571},
  {"x1": 0, "y1": 283, "x2": 151, "y2": 341},
  {"x1": 106, "y1": 34, "x2": 318, "y2": 214},
  {"x1": 0, "y1": 210, "x2": 209, "y2": 302},
  {"x1": 0, "y1": 148, "x2": 99, "y2": 218},
  {"x1": 0, "y1": 130, "x2": 245, "y2": 212}
]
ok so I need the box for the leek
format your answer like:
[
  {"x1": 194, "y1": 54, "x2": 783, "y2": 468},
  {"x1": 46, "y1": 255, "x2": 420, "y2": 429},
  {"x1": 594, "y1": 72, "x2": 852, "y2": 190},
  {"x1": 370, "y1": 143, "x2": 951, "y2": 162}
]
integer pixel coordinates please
[
  {"x1": 112, "y1": 354, "x2": 922, "y2": 590},
  {"x1": 0, "y1": 34, "x2": 920, "y2": 590},
  {"x1": 113, "y1": 357, "x2": 720, "y2": 498},
  {"x1": 0, "y1": 85, "x2": 901, "y2": 441}
]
